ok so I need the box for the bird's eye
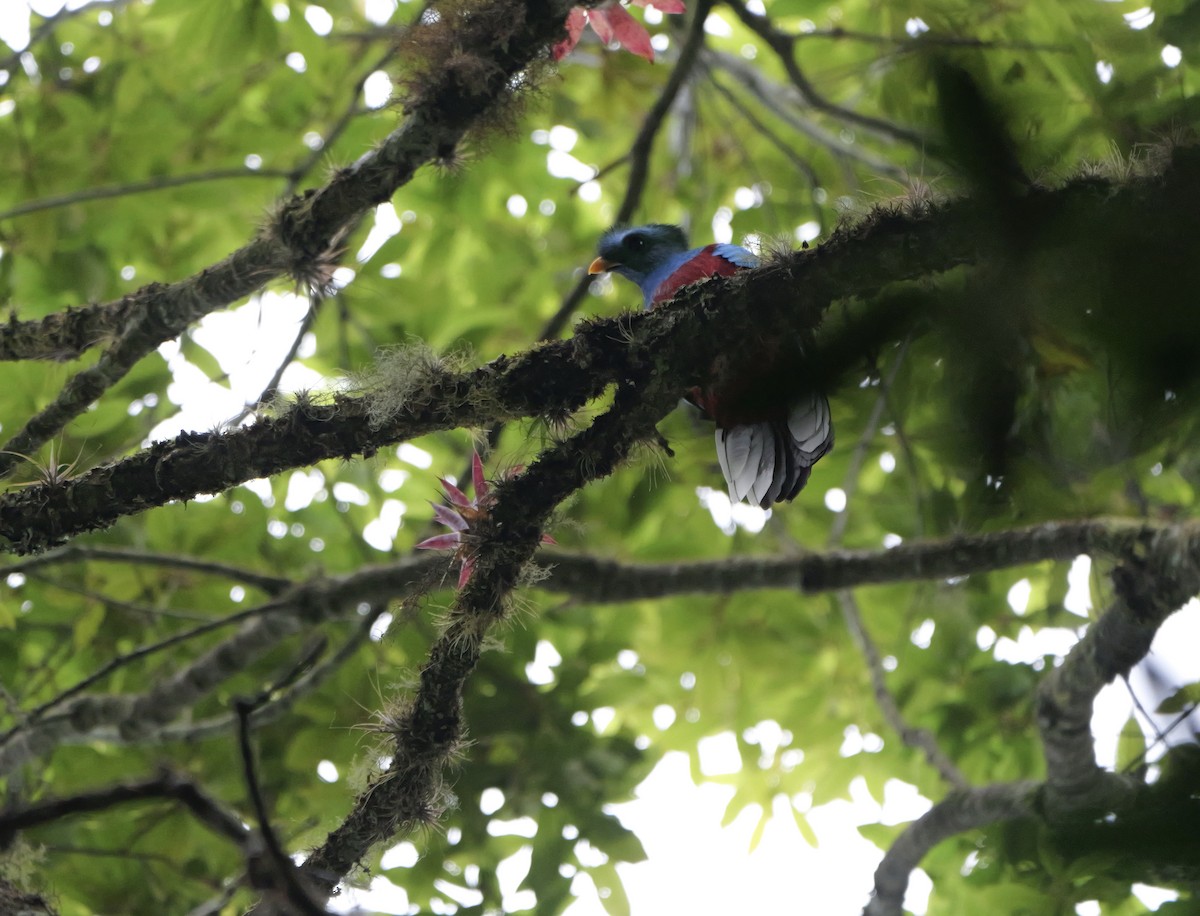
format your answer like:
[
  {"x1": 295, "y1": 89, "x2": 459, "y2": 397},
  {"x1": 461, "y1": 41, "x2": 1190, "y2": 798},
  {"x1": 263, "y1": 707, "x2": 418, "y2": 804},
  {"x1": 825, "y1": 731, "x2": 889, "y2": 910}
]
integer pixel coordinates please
[{"x1": 626, "y1": 235, "x2": 646, "y2": 251}]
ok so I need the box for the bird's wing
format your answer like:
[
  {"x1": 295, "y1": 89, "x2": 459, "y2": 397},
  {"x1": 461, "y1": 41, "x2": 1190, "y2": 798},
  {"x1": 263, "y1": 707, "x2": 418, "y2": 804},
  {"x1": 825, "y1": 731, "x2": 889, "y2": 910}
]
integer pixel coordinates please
[
  {"x1": 649, "y1": 244, "x2": 755, "y2": 306},
  {"x1": 711, "y1": 243, "x2": 760, "y2": 269}
]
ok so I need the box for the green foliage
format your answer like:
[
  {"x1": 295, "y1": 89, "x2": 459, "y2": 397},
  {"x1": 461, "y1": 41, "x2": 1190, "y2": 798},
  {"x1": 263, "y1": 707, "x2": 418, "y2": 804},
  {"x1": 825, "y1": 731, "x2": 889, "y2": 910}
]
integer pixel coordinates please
[{"x1": 0, "y1": 0, "x2": 1197, "y2": 913}]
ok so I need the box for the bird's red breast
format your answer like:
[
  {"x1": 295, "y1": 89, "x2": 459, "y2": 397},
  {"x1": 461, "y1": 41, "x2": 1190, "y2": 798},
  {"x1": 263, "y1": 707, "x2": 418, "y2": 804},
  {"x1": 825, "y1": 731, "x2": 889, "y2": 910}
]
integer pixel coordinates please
[{"x1": 650, "y1": 245, "x2": 745, "y2": 307}]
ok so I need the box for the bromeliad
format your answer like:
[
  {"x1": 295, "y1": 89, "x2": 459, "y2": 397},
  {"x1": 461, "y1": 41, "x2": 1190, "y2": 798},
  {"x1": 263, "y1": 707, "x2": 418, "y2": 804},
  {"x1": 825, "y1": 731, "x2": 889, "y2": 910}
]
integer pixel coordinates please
[
  {"x1": 417, "y1": 451, "x2": 555, "y2": 588},
  {"x1": 589, "y1": 223, "x2": 833, "y2": 508}
]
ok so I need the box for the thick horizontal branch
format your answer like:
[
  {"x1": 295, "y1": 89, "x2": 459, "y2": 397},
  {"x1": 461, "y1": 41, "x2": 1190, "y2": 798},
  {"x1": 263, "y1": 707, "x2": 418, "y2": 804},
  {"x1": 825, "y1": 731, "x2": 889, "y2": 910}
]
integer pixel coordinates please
[
  {"x1": 8, "y1": 148, "x2": 1200, "y2": 553},
  {"x1": 544, "y1": 519, "x2": 1167, "y2": 598},
  {"x1": 0, "y1": 520, "x2": 1186, "y2": 772}
]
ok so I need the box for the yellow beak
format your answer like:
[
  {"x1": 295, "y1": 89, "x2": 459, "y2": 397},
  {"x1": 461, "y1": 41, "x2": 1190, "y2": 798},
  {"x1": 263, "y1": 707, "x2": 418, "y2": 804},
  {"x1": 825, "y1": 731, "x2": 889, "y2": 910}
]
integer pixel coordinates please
[{"x1": 588, "y1": 256, "x2": 617, "y2": 275}]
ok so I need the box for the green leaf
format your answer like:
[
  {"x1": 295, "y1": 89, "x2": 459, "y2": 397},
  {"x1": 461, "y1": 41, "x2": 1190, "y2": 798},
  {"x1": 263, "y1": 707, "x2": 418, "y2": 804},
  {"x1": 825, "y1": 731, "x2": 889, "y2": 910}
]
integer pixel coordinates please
[{"x1": 1157, "y1": 682, "x2": 1200, "y2": 715}]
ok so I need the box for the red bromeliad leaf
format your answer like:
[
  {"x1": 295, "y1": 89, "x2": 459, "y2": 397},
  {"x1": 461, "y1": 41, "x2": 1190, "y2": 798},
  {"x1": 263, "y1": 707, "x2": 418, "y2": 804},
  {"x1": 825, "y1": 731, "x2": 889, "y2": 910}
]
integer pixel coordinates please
[
  {"x1": 415, "y1": 533, "x2": 462, "y2": 551},
  {"x1": 472, "y1": 450, "x2": 488, "y2": 501},
  {"x1": 439, "y1": 477, "x2": 471, "y2": 508},
  {"x1": 430, "y1": 502, "x2": 468, "y2": 531},
  {"x1": 421, "y1": 449, "x2": 555, "y2": 590}
]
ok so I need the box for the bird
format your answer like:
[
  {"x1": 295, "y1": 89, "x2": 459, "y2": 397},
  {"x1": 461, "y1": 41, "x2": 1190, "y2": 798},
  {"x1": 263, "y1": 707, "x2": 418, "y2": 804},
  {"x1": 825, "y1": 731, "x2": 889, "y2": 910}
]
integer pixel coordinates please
[{"x1": 588, "y1": 223, "x2": 833, "y2": 507}]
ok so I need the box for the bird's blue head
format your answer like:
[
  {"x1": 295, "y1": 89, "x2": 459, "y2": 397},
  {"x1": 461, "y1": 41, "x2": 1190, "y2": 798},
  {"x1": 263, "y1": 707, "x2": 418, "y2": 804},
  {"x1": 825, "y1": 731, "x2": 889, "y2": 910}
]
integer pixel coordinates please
[{"x1": 589, "y1": 223, "x2": 689, "y2": 288}]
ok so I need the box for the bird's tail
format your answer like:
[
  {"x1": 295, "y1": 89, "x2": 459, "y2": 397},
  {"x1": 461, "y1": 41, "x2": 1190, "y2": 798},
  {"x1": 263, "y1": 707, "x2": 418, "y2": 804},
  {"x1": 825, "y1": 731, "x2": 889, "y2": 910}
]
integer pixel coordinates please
[{"x1": 715, "y1": 391, "x2": 834, "y2": 508}]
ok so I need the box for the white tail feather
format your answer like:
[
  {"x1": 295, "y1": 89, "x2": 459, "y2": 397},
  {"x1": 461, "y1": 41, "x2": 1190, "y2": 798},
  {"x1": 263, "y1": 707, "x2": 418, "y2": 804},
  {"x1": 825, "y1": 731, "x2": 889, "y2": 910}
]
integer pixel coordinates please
[
  {"x1": 788, "y1": 391, "x2": 832, "y2": 456},
  {"x1": 748, "y1": 426, "x2": 776, "y2": 507},
  {"x1": 716, "y1": 393, "x2": 834, "y2": 507}
]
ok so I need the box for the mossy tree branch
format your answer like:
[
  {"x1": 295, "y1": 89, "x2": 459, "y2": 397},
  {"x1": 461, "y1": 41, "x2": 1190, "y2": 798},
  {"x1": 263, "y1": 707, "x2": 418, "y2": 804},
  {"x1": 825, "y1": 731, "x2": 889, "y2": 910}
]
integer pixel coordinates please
[{"x1": 6, "y1": 149, "x2": 1200, "y2": 554}]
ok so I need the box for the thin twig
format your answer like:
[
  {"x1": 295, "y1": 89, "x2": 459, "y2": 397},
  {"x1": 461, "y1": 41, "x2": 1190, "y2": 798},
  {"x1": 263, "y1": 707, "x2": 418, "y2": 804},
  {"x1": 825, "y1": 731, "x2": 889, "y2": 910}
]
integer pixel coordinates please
[
  {"x1": 2, "y1": 543, "x2": 290, "y2": 594},
  {"x1": 0, "y1": 769, "x2": 248, "y2": 848},
  {"x1": 725, "y1": 1, "x2": 926, "y2": 149},
  {"x1": 793, "y1": 25, "x2": 1069, "y2": 54},
  {"x1": 155, "y1": 609, "x2": 381, "y2": 744},
  {"x1": 703, "y1": 49, "x2": 905, "y2": 177},
  {"x1": 0, "y1": 0, "x2": 137, "y2": 75},
  {"x1": 235, "y1": 699, "x2": 328, "y2": 914},
  {"x1": 828, "y1": 336, "x2": 910, "y2": 546},
  {"x1": 538, "y1": 0, "x2": 715, "y2": 342},
  {"x1": 16, "y1": 599, "x2": 305, "y2": 726},
  {"x1": 228, "y1": 296, "x2": 322, "y2": 427},
  {"x1": 0, "y1": 169, "x2": 293, "y2": 222},
  {"x1": 836, "y1": 591, "x2": 969, "y2": 788},
  {"x1": 24, "y1": 571, "x2": 214, "y2": 622},
  {"x1": 705, "y1": 69, "x2": 821, "y2": 195}
]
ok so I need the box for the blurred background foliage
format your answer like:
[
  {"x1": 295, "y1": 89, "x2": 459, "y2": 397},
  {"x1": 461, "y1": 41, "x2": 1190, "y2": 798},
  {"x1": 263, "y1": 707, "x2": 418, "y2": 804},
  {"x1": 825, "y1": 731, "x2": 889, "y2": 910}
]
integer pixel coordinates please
[{"x1": 1, "y1": 0, "x2": 1199, "y2": 913}]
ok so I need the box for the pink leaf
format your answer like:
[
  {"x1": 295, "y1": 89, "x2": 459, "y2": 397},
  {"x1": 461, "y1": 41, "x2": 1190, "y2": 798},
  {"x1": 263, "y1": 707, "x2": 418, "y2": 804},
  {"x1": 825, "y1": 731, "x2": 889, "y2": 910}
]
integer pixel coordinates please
[
  {"x1": 604, "y1": 4, "x2": 654, "y2": 61},
  {"x1": 439, "y1": 478, "x2": 472, "y2": 508},
  {"x1": 415, "y1": 533, "x2": 462, "y2": 551},
  {"x1": 431, "y1": 502, "x2": 468, "y2": 531},
  {"x1": 588, "y1": 8, "x2": 615, "y2": 44},
  {"x1": 457, "y1": 558, "x2": 474, "y2": 589},
  {"x1": 471, "y1": 450, "x2": 487, "y2": 500},
  {"x1": 553, "y1": 8, "x2": 587, "y2": 60},
  {"x1": 644, "y1": 0, "x2": 686, "y2": 12},
  {"x1": 540, "y1": 534, "x2": 558, "y2": 545}
]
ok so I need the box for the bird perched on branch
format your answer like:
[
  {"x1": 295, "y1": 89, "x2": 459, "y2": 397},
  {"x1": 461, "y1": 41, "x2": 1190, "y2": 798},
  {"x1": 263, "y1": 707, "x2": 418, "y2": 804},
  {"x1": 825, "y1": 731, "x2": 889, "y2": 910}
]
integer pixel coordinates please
[{"x1": 589, "y1": 223, "x2": 833, "y2": 507}]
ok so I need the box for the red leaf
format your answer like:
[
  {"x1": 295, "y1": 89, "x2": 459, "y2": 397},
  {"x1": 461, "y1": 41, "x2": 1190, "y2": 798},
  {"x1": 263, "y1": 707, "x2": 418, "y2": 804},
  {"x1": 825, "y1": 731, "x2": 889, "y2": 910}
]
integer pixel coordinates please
[
  {"x1": 416, "y1": 533, "x2": 462, "y2": 550},
  {"x1": 588, "y1": 8, "x2": 615, "y2": 44},
  {"x1": 645, "y1": 0, "x2": 686, "y2": 12},
  {"x1": 457, "y1": 558, "x2": 474, "y2": 589},
  {"x1": 604, "y1": 4, "x2": 655, "y2": 61},
  {"x1": 430, "y1": 502, "x2": 468, "y2": 531},
  {"x1": 471, "y1": 450, "x2": 488, "y2": 500},
  {"x1": 553, "y1": 8, "x2": 587, "y2": 60},
  {"x1": 439, "y1": 477, "x2": 471, "y2": 508}
]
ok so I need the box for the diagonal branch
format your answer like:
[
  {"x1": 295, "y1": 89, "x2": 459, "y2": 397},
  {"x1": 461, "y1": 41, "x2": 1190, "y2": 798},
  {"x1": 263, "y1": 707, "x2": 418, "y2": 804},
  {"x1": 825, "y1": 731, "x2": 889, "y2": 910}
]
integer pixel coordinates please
[
  {"x1": 866, "y1": 528, "x2": 1200, "y2": 914},
  {"x1": 864, "y1": 781, "x2": 1040, "y2": 916},
  {"x1": 0, "y1": 557, "x2": 445, "y2": 775},
  {"x1": 293, "y1": 372, "x2": 684, "y2": 902},
  {"x1": 0, "y1": 0, "x2": 574, "y2": 477},
  {"x1": 1037, "y1": 545, "x2": 1200, "y2": 821},
  {"x1": 0, "y1": 169, "x2": 293, "y2": 224},
  {"x1": 702, "y1": 49, "x2": 905, "y2": 177},
  {"x1": 837, "y1": 591, "x2": 969, "y2": 789}
]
